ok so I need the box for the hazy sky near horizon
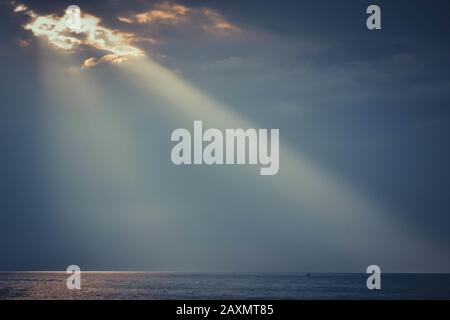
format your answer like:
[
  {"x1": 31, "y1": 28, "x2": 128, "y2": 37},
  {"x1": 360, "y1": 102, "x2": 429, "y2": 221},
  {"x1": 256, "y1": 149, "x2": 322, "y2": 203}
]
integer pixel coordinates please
[{"x1": 1, "y1": 0, "x2": 450, "y2": 272}]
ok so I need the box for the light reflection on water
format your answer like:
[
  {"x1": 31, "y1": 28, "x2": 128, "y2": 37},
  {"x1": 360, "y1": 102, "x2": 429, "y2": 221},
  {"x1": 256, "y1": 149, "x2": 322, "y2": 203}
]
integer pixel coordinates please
[{"x1": 0, "y1": 272, "x2": 449, "y2": 300}]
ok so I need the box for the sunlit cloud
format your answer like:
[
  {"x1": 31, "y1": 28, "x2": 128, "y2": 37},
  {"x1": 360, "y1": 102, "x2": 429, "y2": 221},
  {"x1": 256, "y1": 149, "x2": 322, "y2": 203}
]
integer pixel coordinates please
[
  {"x1": 126, "y1": 2, "x2": 191, "y2": 25},
  {"x1": 13, "y1": 3, "x2": 28, "y2": 13},
  {"x1": 14, "y1": 3, "x2": 143, "y2": 66},
  {"x1": 119, "y1": 1, "x2": 240, "y2": 35},
  {"x1": 13, "y1": 1, "x2": 239, "y2": 69},
  {"x1": 117, "y1": 16, "x2": 134, "y2": 24},
  {"x1": 82, "y1": 54, "x2": 129, "y2": 69},
  {"x1": 200, "y1": 8, "x2": 240, "y2": 35}
]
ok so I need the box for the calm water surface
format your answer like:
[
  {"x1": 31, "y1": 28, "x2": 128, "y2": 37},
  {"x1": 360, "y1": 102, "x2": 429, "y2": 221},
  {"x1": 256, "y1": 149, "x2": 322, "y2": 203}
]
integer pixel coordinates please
[{"x1": 0, "y1": 272, "x2": 449, "y2": 300}]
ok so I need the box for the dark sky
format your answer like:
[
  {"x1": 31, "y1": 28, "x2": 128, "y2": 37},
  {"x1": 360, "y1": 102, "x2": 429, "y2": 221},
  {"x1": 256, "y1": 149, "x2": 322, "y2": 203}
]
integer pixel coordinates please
[{"x1": 0, "y1": 0, "x2": 449, "y2": 272}]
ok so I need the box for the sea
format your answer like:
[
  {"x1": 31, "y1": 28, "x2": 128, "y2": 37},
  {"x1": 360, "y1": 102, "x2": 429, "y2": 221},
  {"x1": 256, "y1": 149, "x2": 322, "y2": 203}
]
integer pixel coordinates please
[{"x1": 0, "y1": 272, "x2": 449, "y2": 300}]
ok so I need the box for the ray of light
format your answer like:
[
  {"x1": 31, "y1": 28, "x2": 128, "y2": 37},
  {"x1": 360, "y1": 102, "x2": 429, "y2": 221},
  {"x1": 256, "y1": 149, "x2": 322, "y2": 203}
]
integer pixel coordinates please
[
  {"x1": 118, "y1": 56, "x2": 450, "y2": 270},
  {"x1": 35, "y1": 45, "x2": 188, "y2": 267}
]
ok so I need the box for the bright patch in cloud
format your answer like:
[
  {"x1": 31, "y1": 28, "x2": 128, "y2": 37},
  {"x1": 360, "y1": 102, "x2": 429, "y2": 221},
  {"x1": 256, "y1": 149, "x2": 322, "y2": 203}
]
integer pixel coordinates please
[{"x1": 14, "y1": 3, "x2": 143, "y2": 67}]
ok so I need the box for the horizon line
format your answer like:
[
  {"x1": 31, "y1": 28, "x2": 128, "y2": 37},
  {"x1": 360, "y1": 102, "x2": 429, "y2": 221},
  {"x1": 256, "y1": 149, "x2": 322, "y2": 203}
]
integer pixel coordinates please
[{"x1": 0, "y1": 270, "x2": 449, "y2": 274}]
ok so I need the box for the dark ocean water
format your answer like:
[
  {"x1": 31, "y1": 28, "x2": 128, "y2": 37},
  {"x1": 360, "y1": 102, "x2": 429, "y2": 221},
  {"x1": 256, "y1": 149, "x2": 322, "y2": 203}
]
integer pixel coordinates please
[{"x1": 0, "y1": 272, "x2": 449, "y2": 300}]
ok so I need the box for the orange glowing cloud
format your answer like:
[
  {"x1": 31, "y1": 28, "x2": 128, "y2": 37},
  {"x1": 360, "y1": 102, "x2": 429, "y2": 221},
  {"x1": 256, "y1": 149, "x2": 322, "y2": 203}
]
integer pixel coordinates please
[
  {"x1": 200, "y1": 8, "x2": 240, "y2": 35},
  {"x1": 135, "y1": 2, "x2": 190, "y2": 25},
  {"x1": 119, "y1": 1, "x2": 240, "y2": 35}
]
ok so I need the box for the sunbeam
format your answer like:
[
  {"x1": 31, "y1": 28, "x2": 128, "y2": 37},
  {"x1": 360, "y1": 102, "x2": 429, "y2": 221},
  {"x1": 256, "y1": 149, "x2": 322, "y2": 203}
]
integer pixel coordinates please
[
  {"x1": 118, "y1": 56, "x2": 450, "y2": 270},
  {"x1": 35, "y1": 45, "x2": 187, "y2": 267}
]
